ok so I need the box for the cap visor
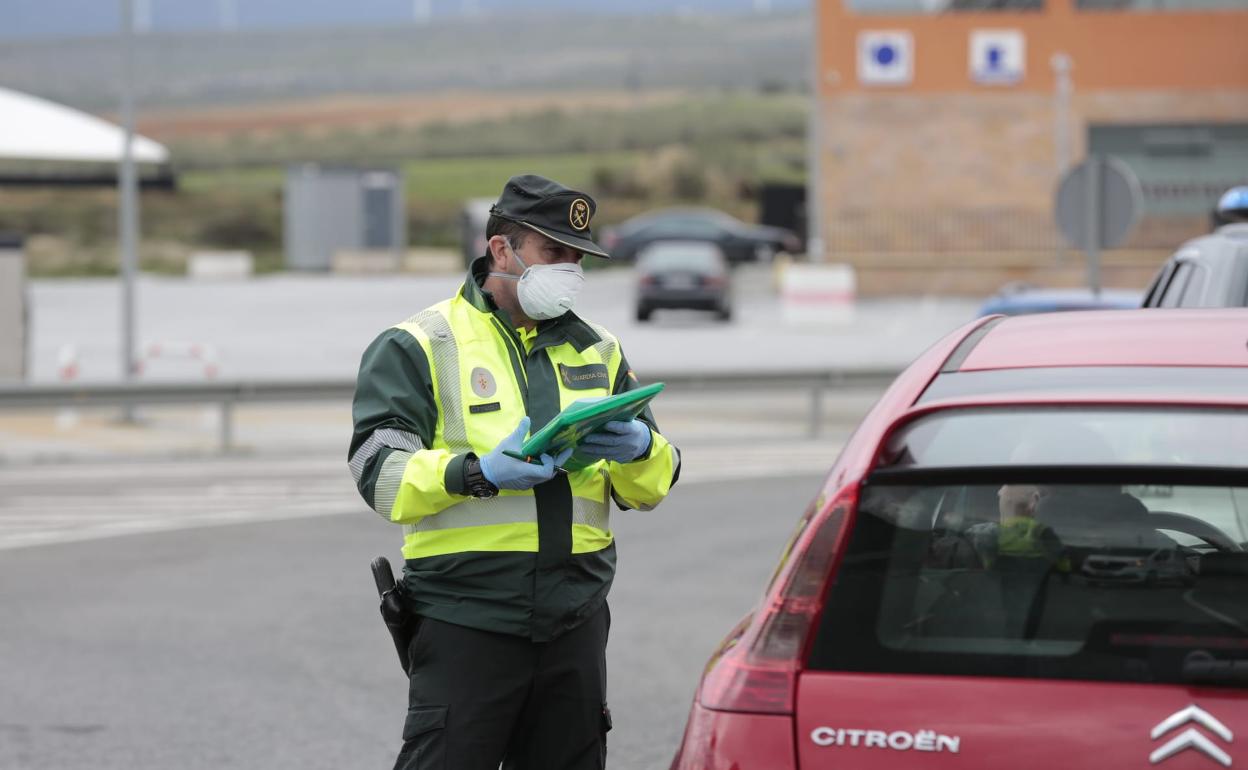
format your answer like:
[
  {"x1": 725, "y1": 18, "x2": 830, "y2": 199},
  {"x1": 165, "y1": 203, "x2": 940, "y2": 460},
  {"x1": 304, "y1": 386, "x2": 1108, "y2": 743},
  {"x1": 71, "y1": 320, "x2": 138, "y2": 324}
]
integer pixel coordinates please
[{"x1": 520, "y1": 222, "x2": 611, "y2": 259}]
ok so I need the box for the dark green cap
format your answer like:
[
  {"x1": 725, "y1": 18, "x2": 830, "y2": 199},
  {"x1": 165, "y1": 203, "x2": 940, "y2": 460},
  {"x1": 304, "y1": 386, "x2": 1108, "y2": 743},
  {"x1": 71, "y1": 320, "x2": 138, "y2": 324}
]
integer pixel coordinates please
[{"x1": 489, "y1": 174, "x2": 610, "y2": 258}]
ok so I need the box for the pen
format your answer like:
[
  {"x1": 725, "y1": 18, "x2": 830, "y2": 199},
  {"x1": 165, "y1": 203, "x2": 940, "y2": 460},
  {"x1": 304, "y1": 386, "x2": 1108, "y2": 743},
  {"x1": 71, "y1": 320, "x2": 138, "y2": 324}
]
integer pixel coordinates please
[{"x1": 503, "y1": 449, "x2": 568, "y2": 475}]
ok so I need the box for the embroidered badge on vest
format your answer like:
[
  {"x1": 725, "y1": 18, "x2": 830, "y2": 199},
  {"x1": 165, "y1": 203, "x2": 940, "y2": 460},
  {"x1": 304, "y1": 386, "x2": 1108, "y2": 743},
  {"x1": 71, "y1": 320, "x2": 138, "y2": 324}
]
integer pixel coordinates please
[
  {"x1": 470, "y1": 366, "x2": 497, "y2": 398},
  {"x1": 558, "y1": 363, "x2": 609, "y2": 390}
]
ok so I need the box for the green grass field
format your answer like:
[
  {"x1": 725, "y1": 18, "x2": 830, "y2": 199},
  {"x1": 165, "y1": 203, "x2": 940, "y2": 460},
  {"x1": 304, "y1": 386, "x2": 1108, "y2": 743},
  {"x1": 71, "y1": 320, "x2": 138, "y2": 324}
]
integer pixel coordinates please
[{"x1": 181, "y1": 153, "x2": 636, "y2": 202}]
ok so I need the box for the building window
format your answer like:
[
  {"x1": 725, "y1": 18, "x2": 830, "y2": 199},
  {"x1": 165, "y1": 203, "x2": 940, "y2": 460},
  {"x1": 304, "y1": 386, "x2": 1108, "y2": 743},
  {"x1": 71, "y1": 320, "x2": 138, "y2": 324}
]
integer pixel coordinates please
[{"x1": 1088, "y1": 123, "x2": 1248, "y2": 217}]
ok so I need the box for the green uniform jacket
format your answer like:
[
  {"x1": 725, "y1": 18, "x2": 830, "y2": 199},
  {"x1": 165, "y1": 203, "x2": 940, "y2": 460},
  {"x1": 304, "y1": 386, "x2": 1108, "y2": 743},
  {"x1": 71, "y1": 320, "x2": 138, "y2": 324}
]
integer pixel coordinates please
[{"x1": 349, "y1": 258, "x2": 681, "y2": 641}]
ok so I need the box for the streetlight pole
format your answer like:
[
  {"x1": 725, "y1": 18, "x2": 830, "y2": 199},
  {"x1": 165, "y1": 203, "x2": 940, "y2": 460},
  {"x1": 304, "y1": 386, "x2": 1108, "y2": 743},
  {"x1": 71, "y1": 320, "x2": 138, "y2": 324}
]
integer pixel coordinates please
[
  {"x1": 1051, "y1": 52, "x2": 1072, "y2": 266},
  {"x1": 805, "y1": 0, "x2": 824, "y2": 262},
  {"x1": 119, "y1": 0, "x2": 139, "y2": 418}
]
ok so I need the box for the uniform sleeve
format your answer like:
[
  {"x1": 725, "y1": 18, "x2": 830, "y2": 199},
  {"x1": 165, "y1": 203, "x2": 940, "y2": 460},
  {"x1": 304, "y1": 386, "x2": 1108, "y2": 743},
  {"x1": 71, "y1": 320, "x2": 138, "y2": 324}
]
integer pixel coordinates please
[
  {"x1": 606, "y1": 350, "x2": 681, "y2": 511},
  {"x1": 348, "y1": 328, "x2": 471, "y2": 524}
]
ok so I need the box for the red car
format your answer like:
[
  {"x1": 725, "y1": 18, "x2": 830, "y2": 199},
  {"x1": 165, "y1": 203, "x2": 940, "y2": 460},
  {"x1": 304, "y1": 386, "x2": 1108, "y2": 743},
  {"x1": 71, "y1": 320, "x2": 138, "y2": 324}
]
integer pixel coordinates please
[{"x1": 672, "y1": 309, "x2": 1248, "y2": 770}]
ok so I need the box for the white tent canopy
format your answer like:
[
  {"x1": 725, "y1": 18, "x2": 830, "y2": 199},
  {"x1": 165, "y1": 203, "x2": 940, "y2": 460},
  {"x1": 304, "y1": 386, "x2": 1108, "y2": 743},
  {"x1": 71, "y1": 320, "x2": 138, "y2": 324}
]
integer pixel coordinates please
[{"x1": 0, "y1": 87, "x2": 169, "y2": 165}]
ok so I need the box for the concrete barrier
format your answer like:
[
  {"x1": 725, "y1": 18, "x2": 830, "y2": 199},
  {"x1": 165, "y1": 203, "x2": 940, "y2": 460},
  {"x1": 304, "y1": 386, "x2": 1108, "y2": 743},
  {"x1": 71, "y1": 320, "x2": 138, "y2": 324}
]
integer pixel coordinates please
[
  {"x1": 403, "y1": 248, "x2": 461, "y2": 275},
  {"x1": 188, "y1": 251, "x2": 254, "y2": 280},
  {"x1": 331, "y1": 249, "x2": 402, "y2": 274},
  {"x1": 780, "y1": 262, "x2": 856, "y2": 325}
]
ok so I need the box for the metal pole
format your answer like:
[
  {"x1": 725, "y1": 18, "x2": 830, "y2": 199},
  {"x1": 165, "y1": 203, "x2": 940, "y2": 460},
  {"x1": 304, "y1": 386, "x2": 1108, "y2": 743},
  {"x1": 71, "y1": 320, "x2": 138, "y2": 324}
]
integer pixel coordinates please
[
  {"x1": 805, "y1": 0, "x2": 825, "y2": 263},
  {"x1": 1085, "y1": 155, "x2": 1102, "y2": 296},
  {"x1": 809, "y1": 378, "x2": 825, "y2": 439},
  {"x1": 220, "y1": 399, "x2": 234, "y2": 452},
  {"x1": 119, "y1": 0, "x2": 139, "y2": 421},
  {"x1": 1051, "y1": 52, "x2": 1072, "y2": 265}
]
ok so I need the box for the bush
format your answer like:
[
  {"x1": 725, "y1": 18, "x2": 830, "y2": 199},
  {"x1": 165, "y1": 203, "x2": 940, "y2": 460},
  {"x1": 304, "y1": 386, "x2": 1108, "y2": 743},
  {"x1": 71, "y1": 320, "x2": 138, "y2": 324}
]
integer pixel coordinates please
[
  {"x1": 590, "y1": 165, "x2": 649, "y2": 199},
  {"x1": 669, "y1": 159, "x2": 708, "y2": 200},
  {"x1": 192, "y1": 196, "x2": 281, "y2": 250}
]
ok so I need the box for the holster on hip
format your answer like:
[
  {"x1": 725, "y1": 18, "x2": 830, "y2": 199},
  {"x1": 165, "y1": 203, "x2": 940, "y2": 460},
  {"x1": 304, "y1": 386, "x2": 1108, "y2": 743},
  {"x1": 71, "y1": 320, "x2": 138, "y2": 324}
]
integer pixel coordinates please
[{"x1": 370, "y1": 556, "x2": 419, "y2": 675}]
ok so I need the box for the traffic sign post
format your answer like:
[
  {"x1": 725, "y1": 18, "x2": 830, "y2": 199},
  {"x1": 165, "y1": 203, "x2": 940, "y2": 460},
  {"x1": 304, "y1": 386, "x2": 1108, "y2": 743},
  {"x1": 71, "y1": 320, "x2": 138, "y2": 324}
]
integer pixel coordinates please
[{"x1": 1055, "y1": 154, "x2": 1143, "y2": 296}]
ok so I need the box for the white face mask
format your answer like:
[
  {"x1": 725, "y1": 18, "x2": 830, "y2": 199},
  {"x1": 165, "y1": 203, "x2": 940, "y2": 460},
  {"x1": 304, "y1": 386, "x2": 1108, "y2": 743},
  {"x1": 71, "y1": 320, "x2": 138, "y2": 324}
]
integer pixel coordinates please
[{"x1": 489, "y1": 240, "x2": 585, "y2": 320}]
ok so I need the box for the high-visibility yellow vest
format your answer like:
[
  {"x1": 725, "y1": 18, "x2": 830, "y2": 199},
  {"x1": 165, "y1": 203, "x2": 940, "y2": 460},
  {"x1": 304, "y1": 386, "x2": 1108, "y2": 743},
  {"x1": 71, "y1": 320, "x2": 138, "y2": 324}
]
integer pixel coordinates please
[{"x1": 349, "y1": 260, "x2": 679, "y2": 640}]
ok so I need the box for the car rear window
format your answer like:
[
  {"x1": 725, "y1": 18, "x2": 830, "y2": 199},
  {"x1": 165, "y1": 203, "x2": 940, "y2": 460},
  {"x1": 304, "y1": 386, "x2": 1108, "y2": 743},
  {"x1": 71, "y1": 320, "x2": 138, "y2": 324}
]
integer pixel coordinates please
[
  {"x1": 883, "y1": 407, "x2": 1248, "y2": 469},
  {"x1": 637, "y1": 248, "x2": 724, "y2": 272},
  {"x1": 807, "y1": 479, "x2": 1248, "y2": 687}
]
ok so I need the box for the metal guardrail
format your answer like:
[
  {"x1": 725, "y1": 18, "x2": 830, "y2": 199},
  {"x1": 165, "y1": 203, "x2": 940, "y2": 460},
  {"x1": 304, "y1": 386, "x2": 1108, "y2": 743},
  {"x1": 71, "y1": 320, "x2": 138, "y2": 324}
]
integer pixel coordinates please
[{"x1": 0, "y1": 368, "x2": 901, "y2": 452}]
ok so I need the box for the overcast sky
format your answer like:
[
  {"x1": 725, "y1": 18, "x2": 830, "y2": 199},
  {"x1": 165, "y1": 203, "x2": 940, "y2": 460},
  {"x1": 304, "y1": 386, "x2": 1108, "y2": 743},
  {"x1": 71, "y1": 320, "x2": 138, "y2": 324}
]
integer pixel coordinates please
[{"x1": 2, "y1": 0, "x2": 807, "y2": 39}]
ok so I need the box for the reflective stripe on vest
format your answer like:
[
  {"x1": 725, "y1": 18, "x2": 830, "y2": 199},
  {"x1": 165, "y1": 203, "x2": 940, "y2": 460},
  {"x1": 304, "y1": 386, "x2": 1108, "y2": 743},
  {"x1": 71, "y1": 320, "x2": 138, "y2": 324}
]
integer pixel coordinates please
[
  {"x1": 411, "y1": 495, "x2": 535, "y2": 533},
  {"x1": 349, "y1": 427, "x2": 424, "y2": 518},
  {"x1": 406, "y1": 493, "x2": 609, "y2": 534},
  {"x1": 413, "y1": 307, "x2": 470, "y2": 452}
]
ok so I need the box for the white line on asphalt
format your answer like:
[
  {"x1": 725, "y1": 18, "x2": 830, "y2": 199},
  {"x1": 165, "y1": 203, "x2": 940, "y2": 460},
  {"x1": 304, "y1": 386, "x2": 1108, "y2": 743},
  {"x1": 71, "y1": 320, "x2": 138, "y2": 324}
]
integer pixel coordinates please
[{"x1": 0, "y1": 442, "x2": 838, "y2": 551}]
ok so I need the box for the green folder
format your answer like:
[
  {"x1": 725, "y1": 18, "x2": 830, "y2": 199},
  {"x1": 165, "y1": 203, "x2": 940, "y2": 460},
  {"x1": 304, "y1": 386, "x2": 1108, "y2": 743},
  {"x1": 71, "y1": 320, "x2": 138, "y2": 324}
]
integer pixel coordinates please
[{"x1": 505, "y1": 382, "x2": 665, "y2": 471}]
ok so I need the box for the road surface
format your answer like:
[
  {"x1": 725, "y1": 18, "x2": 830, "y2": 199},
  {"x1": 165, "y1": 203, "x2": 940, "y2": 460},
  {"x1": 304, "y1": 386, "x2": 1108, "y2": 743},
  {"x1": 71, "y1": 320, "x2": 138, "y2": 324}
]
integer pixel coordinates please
[{"x1": 0, "y1": 455, "x2": 824, "y2": 770}]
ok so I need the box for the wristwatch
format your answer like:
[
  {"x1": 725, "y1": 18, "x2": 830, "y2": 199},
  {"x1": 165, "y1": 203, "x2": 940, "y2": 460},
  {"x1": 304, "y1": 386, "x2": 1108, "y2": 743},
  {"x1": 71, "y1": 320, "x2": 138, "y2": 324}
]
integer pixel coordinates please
[{"x1": 463, "y1": 454, "x2": 499, "y2": 499}]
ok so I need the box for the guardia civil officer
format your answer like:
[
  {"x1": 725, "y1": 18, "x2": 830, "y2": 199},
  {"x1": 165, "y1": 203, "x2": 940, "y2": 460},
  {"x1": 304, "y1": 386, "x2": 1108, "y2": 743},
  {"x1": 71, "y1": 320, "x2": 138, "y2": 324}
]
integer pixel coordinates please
[{"x1": 348, "y1": 174, "x2": 681, "y2": 769}]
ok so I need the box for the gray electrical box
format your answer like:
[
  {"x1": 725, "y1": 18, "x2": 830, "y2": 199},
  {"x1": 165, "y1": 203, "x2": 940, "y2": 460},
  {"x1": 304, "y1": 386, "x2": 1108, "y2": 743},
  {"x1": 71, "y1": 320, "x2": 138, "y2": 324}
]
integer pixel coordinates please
[
  {"x1": 284, "y1": 165, "x2": 406, "y2": 271},
  {"x1": 0, "y1": 234, "x2": 28, "y2": 381}
]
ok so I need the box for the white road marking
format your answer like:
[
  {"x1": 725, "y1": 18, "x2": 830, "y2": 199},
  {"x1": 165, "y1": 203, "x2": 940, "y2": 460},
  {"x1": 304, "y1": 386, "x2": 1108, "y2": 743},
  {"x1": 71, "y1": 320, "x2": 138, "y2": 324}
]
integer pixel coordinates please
[{"x1": 0, "y1": 441, "x2": 841, "y2": 551}]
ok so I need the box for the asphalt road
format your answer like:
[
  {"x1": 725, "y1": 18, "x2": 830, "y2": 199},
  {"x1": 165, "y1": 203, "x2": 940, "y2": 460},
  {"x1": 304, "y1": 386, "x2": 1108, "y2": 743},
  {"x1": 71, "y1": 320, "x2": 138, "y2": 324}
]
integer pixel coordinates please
[{"x1": 0, "y1": 470, "x2": 824, "y2": 770}]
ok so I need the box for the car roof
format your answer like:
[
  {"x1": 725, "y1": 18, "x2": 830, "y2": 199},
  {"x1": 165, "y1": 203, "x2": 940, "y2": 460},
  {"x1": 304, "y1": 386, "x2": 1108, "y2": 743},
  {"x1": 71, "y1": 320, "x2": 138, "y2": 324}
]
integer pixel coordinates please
[
  {"x1": 953, "y1": 309, "x2": 1248, "y2": 371},
  {"x1": 621, "y1": 207, "x2": 738, "y2": 229},
  {"x1": 637, "y1": 240, "x2": 725, "y2": 257},
  {"x1": 1173, "y1": 224, "x2": 1248, "y2": 267},
  {"x1": 821, "y1": 310, "x2": 1248, "y2": 487}
]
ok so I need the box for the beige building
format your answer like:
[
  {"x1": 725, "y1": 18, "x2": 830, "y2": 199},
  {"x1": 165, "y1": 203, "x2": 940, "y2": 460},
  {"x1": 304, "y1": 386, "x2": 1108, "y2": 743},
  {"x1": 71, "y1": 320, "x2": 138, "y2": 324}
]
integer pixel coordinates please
[{"x1": 811, "y1": 0, "x2": 1248, "y2": 295}]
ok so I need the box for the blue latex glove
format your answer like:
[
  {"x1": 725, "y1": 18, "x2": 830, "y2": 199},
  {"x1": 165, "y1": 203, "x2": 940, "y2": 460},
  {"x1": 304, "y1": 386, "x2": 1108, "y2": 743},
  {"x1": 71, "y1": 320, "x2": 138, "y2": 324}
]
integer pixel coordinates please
[
  {"x1": 480, "y1": 416, "x2": 574, "y2": 491},
  {"x1": 578, "y1": 419, "x2": 652, "y2": 463}
]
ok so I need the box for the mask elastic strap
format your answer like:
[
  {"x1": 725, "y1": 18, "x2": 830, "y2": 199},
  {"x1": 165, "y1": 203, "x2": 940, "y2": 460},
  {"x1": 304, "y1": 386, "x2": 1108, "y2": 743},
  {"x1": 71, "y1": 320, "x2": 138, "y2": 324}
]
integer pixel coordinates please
[{"x1": 488, "y1": 238, "x2": 526, "y2": 281}]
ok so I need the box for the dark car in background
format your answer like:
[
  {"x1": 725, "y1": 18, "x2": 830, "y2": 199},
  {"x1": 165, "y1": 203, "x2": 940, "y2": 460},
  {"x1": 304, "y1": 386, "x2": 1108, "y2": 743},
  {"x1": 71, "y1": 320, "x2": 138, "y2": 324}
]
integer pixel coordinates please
[
  {"x1": 602, "y1": 207, "x2": 800, "y2": 264},
  {"x1": 671, "y1": 309, "x2": 1248, "y2": 770},
  {"x1": 634, "y1": 241, "x2": 731, "y2": 322},
  {"x1": 1142, "y1": 223, "x2": 1248, "y2": 308}
]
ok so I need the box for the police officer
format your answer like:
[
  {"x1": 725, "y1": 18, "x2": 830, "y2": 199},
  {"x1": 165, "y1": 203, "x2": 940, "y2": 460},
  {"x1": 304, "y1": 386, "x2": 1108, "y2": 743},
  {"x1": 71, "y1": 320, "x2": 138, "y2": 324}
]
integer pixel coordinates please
[{"x1": 348, "y1": 174, "x2": 681, "y2": 769}]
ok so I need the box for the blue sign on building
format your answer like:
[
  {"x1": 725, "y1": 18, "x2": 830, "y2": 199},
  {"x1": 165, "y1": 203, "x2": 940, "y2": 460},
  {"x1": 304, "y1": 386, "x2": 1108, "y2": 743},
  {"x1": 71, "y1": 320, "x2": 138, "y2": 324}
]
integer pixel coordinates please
[
  {"x1": 970, "y1": 29, "x2": 1025, "y2": 85},
  {"x1": 858, "y1": 30, "x2": 913, "y2": 86}
]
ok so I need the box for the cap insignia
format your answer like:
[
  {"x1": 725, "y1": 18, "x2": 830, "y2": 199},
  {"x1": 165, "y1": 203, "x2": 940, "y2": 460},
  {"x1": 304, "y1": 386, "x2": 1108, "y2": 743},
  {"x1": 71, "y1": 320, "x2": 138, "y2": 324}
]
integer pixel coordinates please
[{"x1": 569, "y1": 199, "x2": 591, "y2": 231}]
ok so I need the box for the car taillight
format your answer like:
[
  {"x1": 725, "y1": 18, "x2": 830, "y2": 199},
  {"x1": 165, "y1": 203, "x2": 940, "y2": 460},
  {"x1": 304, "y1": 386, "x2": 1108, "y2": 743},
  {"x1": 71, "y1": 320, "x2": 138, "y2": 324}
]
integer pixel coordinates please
[
  {"x1": 698, "y1": 484, "x2": 856, "y2": 715},
  {"x1": 704, "y1": 275, "x2": 727, "y2": 288},
  {"x1": 639, "y1": 275, "x2": 656, "y2": 286}
]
